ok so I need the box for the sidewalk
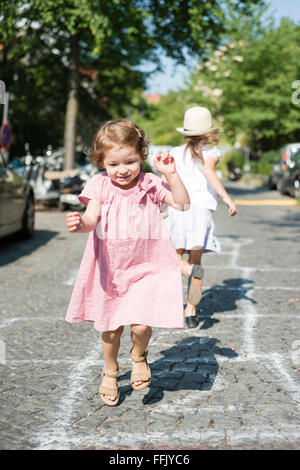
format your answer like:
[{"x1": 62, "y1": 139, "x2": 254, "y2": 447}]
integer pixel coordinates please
[{"x1": 0, "y1": 185, "x2": 300, "y2": 449}]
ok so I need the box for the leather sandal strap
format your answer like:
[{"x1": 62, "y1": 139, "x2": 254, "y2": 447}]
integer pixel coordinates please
[
  {"x1": 102, "y1": 367, "x2": 119, "y2": 378},
  {"x1": 130, "y1": 349, "x2": 148, "y2": 363},
  {"x1": 131, "y1": 370, "x2": 151, "y2": 383},
  {"x1": 100, "y1": 384, "x2": 119, "y2": 398}
]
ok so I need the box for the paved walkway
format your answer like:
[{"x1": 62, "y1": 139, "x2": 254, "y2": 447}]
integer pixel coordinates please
[{"x1": 0, "y1": 183, "x2": 300, "y2": 449}]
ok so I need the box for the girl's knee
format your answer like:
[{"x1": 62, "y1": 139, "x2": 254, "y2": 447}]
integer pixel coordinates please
[
  {"x1": 102, "y1": 326, "x2": 124, "y2": 342},
  {"x1": 131, "y1": 324, "x2": 152, "y2": 336}
]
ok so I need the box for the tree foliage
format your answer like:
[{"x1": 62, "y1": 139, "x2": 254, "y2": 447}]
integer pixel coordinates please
[
  {"x1": 0, "y1": 0, "x2": 266, "y2": 161},
  {"x1": 137, "y1": 4, "x2": 300, "y2": 155},
  {"x1": 185, "y1": 8, "x2": 300, "y2": 153}
]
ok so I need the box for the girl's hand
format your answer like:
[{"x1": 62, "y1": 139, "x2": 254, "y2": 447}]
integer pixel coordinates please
[
  {"x1": 153, "y1": 153, "x2": 176, "y2": 176},
  {"x1": 66, "y1": 211, "x2": 82, "y2": 232},
  {"x1": 223, "y1": 195, "x2": 237, "y2": 217}
]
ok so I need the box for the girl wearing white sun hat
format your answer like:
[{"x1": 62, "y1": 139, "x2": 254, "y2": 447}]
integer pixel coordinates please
[{"x1": 165, "y1": 106, "x2": 237, "y2": 329}]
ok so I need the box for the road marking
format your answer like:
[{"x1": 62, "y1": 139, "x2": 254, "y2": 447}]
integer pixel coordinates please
[
  {"x1": 233, "y1": 199, "x2": 298, "y2": 206},
  {"x1": 29, "y1": 426, "x2": 300, "y2": 450},
  {"x1": 3, "y1": 233, "x2": 298, "y2": 449},
  {"x1": 228, "y1": 238, "x2": 300, "y2": 411},
  {"x1": 240, "y1": 268, "x2": 257, "y2": 357},
  {"x1": 205, "y1": 266, "x2": 300, "y2": 272},
  {"x1": 62, "y1": 269, "x2": 78, "y2": 286},
  {"x1": 4, "y1": 351, "x2": 298, "y2": 366},
  {"x1": 31, "y1": 344, "x2": 100, "y2": 450},
  {"x1": 264, "y1": 353, "x2": 300, "y2": 410}
]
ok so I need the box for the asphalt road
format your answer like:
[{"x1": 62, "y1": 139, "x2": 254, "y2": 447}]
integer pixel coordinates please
[{"x1": 0, "y1": 182, "x2": 300, "y2": 450}]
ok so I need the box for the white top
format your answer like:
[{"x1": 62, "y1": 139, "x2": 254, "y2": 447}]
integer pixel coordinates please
[{"x1": 170, "y1": 144, "x2": 221, "y2": 210}]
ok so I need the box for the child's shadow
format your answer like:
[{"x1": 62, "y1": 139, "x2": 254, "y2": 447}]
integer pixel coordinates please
[
  {"x1": 118, "y1": 336, "x2": 238, "y2": 405},
  {"x1": 197, "y1": 278, "x2": 257, "y2": 329}
]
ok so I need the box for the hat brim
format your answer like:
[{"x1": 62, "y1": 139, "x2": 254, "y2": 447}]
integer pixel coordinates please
[{"x1": 176, "y1": 127, "x2": 218, "y2": 136}]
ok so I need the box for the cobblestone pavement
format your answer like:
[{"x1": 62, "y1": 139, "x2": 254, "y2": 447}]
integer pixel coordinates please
[{"x1": 0, "y1": 183, "x2": 300, "y2": 450}]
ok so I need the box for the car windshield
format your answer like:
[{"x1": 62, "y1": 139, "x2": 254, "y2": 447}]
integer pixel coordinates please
[
  {"x1": 293, "y1": 150, "x2": 300, "y2": 163},
  {"x1": 290, "y1": 146, "x2": 300, "y2": 158}
]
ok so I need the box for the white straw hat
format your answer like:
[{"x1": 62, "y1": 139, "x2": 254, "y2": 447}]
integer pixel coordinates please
[{"x1": 176, "y1": 106, "x2": 218, "y2": 136}]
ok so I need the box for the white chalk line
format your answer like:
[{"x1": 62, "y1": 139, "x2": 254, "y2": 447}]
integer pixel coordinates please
[
  {"x1": 24, "y1": 235, "x2": 300, "y2": 447},
  {"x1": 29, "y1": 427, "x2": 300, "y2": 450},
  {"x1": 31, "y1": 343, "x2": 100, "y2": 450},
  {"x1": 263, "y1": 353, "x2": 300, "y2": 411},
  {"x1": 232, "y1": 240, "x2": 300, "y2": 413},
  {"x1": 3, "y1": 351, "x2": 298, "y2": 366},
  {"x1": 62, "y1": 269, "x2": 79, "y2": 286},
  {"x1": 1, "y1": 309, "x2": 300, "y2": 330},
  {"x1": 206, "y1": 266, "x2": 300, "y2": 272}
]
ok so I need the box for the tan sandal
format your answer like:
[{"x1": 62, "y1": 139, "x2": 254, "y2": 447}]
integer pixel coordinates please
[
  {"x1": 130, "y1": 348, "x2": 151, "y2": 391},
  {"x1": 99, "y1": 367, "x2": 120, "y2": 406}
]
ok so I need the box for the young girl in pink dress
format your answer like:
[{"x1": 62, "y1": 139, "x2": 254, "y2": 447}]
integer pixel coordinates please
[{"x1": 65, "y1": 119, "x2": 190, "y2": 406}]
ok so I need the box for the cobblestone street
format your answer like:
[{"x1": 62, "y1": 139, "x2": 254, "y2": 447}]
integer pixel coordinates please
[{"x1": 0, "y1": 183, "x2": 300, "y2": 450}]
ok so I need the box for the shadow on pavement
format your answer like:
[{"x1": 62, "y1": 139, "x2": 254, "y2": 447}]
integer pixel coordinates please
[
  {"x1": 118, "y1": 336, "x2": 238, "y2": 405},
  {"x1": 197, "y1": 277, "x2": 256, "y2": 330},
  {"x1": 0, "y1": 229, "x2": 59, "y2": 267},
  {"x1": 253, "y1": 212, "x2": 300, "y2": 230},
  {"x1": 224, "y1": 183, "x2": 268, "y2": 198}
]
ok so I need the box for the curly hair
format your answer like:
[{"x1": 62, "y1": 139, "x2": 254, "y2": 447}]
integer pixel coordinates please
[{"x1": 86, "y1": 120, "x2": 150, "y2": 168}]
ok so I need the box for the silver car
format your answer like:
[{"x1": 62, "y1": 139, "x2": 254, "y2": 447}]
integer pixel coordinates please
[
  {"x1": 268, "y1": 143, "x2": 300, "y2": 190},
  {"x1": 0, "y1": 153, "x2": 35, "y2": 239}
]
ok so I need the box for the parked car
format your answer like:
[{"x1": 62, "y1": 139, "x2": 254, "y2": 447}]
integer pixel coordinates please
[
  {"x1": 0, "y1": 152, "x2": 35, "y2": 239},
  {"x1": 277, "y1": 148, "x2": 300, "y2": 198},
  {"x1": 268, "y1": 143, "x2": 300, "y2": 190}
]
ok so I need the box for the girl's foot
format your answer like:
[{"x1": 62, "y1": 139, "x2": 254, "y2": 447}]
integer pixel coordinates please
[
  {"x1": 184, "y1": 304, "x2": 200, "y2": 329},
  {"x1": 131, "y1": 361, "x2": 149, "y2": 388},
  {"x1": 99, "y1": 367, "x2": 120, "y2": 406},
  {"x1": 130, "y1": 349, "x2": 151, "y2": 391}
]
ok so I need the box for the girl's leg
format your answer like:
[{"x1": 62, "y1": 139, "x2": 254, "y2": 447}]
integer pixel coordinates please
[
  {"x1": 176, "y1": 248, "x2": 192, "y2": 278},
  {"x1": 185, "y1": 249, "x2": 204, "y2": 317},
  {"x1": 130, "y1": 324, "x2": 152, "y2": 388},
  {"x1": 101, "y1": 325, "x2": 124, "y2": 402}
]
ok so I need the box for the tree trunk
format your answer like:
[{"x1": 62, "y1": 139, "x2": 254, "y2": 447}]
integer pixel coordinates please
[{"x1": 64, "y1": 34, "x2": 79, "y2": 170}]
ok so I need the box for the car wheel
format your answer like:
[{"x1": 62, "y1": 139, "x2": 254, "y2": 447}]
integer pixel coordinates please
[
  {"x1": 21, "y1": 193, "x2": 35, "y2": 238},
  {"x1": 268, "y1": 176, "x2": 276, "y2": 190},
  {"x1": 277, "y1": 179, "x2": 286, "y2": 195}
]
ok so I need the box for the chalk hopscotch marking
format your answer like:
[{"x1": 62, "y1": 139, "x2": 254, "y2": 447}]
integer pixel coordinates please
[
  {"x1": 28, "y1": 235, "x2": 300, "y2": 448},
  {"x1": 263, "y1": 353, "x2": 300, "y2": 411},
  {"x1": 31, "y1": 344, "x2": 100, "y2": 450},
  {"x1": 223, "y1": 237, "x2": 300, "y2": 409},
  {"x1": 62, "y1": 269, "x2": 78, "y2": 286}
]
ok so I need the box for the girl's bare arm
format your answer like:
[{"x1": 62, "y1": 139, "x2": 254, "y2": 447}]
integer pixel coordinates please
[
  {"x1": 154, "y1": 154, "x2": 190, "y2": 211},
  {"x1": 203, "y1": 156, "x2": 237, "y2": 216},
  {"x1": 66, "y1": 199, "x2": 101, "y2": 233}
]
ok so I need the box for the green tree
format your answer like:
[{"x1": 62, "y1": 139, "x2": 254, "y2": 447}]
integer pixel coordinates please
[
  {"x1": 1, "y1": 0, "x2": 266, "y2": 165},
  {"x1": 188, "y1": 9, "x2": 300, "y2": 154},
  {"x1": 0, "y1": 1, "x2": 71, "y2": 155}
]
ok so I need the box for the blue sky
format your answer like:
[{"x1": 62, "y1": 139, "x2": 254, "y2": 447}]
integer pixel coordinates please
[{"x1": 145, "y1": 0, "x2": 300, "y2": 94}]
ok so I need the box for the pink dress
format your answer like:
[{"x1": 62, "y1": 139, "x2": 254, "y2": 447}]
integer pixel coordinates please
[{"x1": 65, "y1": 172, "x2": 184, "y2": 331}]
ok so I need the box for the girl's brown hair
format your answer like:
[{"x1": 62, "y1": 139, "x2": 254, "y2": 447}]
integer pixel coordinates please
[
  {"x1": 184, "y1": 130, "x2": 219, "y2": 164},
  {"x1": 86, "y1": 120, "x2": 150, "y2": 168}
]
